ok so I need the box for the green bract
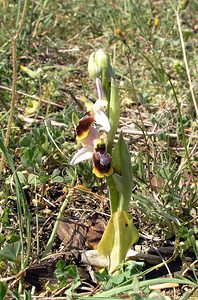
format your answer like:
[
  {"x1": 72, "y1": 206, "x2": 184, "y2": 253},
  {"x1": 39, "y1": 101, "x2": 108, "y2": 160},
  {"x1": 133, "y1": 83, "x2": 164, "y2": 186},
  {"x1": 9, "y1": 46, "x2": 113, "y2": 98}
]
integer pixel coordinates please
[
  {"x1": 107, "y1": 78, "x2": 120, "y2": 153},
  {"x1": 112, "y1": 132, "x2": 133, "y2": 211}
]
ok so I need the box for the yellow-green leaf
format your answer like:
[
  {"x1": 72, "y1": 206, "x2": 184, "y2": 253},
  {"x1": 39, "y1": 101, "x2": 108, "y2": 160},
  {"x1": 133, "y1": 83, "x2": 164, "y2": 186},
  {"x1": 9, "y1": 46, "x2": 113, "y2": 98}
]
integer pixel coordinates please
[{"x1": 97, "y1": 210, "x2": 139, "y2": 272}]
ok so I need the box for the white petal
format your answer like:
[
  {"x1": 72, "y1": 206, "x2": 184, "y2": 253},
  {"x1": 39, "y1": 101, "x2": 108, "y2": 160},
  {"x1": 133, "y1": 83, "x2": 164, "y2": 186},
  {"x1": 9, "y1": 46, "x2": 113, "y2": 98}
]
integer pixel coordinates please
[
  {"x1": 94, "y1": 110, "x2": 110, "y2": 132},
  {"x1": 94, "y1": 99, "x2": 106, "y2": 111},
  {"x1": 70, "y1": 146, "x2": 93, "y2": 165}
]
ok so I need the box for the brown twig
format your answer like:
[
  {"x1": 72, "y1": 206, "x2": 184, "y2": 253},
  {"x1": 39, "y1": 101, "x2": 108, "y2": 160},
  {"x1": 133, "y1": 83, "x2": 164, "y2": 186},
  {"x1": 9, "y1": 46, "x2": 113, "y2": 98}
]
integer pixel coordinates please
[
  {"x1": 0, "y1": 0, "x2": 27, "y2": 177},
  {"x1": 0, "y1": 38, "x2": 17, "y2": 177},
  {"x1": 0, "y1": 85, "x2": 65, "y2": 108}
]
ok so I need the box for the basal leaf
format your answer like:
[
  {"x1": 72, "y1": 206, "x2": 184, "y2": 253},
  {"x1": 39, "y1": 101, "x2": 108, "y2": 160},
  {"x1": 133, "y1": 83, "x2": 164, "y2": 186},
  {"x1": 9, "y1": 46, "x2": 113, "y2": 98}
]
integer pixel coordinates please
[{"x1": 97, "y1": 210, "x2": 139, "y2": 272}]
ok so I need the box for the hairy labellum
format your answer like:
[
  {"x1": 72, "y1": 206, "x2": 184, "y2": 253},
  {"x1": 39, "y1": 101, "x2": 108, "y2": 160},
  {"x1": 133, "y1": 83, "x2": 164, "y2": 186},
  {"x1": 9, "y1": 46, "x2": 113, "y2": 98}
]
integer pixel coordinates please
[{"x1": 92, "y1": 142, "x2": 112, "y2": 178}]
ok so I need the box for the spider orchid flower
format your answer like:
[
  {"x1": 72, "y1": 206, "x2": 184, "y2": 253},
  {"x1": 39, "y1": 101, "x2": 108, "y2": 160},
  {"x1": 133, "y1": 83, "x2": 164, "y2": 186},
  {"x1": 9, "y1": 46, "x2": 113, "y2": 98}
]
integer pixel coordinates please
[
  {"x1": 71, "y1": 76, "x2": 111, "y2": 176},
  {"x1": 71, "y1": 134, "x2": 113, "y2": 178}
]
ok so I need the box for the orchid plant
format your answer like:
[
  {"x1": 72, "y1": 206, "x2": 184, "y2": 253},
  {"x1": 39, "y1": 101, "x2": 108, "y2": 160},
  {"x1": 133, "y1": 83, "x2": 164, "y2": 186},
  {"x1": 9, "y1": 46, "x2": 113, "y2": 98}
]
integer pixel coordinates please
[{"x1": 71, "y1": 49, "x2": 139, "y2": 273}]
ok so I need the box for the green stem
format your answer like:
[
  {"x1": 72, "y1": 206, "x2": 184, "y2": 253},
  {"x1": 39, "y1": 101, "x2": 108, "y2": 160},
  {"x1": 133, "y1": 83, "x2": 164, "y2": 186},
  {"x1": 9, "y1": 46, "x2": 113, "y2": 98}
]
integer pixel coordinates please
[
  {"x1": 118, "y1": 195, "x2": 128, "y2": 212},
  {"x1": 106, "y1": 176, "x2": 119, "y2": 214}
]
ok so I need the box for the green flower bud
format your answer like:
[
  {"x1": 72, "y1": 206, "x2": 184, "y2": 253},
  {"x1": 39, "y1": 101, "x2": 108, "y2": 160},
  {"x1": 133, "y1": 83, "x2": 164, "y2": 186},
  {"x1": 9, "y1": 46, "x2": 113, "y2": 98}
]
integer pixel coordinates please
[
  {"x1": 95, "y1": 49, "x2": 114, "y2": 80},
  {"x1": 88, "y1": 49, "x2": 115, "y2": 103},
  {"x1": 95, "y1": 49, "x2": 109, "y2": 71},
  {"x1": 88, "y1": 52, "x2": 101, "y2": 80}
]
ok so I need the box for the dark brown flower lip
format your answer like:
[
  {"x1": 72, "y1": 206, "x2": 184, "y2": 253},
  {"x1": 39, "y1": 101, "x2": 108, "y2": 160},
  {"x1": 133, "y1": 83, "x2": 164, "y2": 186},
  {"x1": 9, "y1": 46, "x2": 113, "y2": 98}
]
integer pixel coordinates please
[
  {"x1": 76, "y1": 115, "x2": 94, "y2": 139},
  {"x1": 92, "y1": 150, "x2": 112, "y2": 177}
]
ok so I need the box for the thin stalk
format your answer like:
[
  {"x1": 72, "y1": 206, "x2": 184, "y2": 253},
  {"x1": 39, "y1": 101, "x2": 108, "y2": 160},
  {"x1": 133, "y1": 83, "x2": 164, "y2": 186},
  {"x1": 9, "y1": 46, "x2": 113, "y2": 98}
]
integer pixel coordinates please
[
  {"x1": 175, "y1": 7, "x2": 198, "y2": 118},
  {"x1": 106, "y1": 175, "x2": 120, "y2": 214},
  {"x1": 44, "y1": 120, "x2": 67, "y2": 158},
  {"x1": 42, "y1": 189, "x2": 73, "y2": 258},
  {"x1": 0, "y1": 38, "x2": 17, "y2": 177},
  {"x1": 168, "y1": 77, "x2": 196, "y2": 185},
  {"x1": 34, "y1": 179, "x2": 40, "y2": 257}
]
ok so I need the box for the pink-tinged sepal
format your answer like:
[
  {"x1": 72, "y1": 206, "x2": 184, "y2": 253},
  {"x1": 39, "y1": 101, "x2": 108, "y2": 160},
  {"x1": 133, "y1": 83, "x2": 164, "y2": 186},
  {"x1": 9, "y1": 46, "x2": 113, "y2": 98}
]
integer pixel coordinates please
[
  {"x1": 94, "y1": 109, "x2": 110, "y2": 132},
  {"x1": 96, "y1": 77, "x2": 104, "y2": 100}
]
